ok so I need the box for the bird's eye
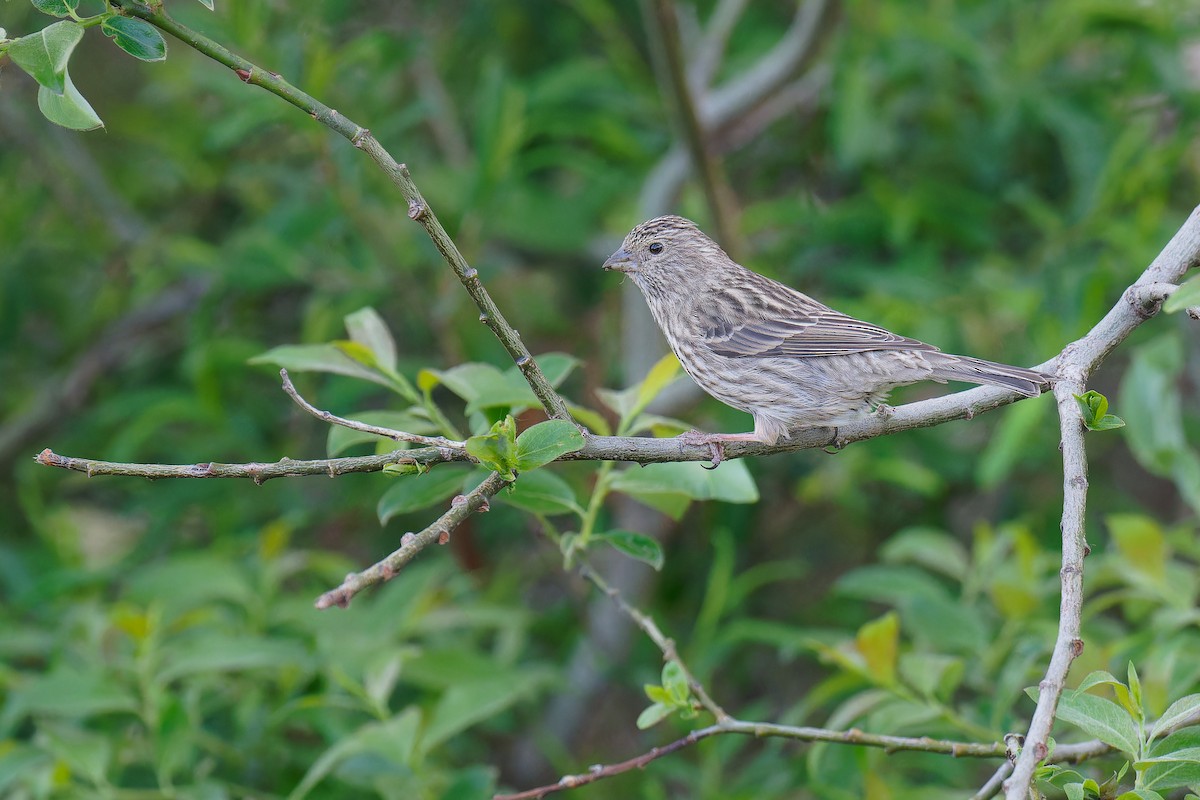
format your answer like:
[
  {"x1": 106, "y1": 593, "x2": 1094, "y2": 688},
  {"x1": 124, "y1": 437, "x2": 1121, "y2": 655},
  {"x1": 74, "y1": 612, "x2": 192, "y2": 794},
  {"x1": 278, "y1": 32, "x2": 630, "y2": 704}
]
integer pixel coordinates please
[{"x1": 648, "y1": 242, "x2": 664, "y2": 254}]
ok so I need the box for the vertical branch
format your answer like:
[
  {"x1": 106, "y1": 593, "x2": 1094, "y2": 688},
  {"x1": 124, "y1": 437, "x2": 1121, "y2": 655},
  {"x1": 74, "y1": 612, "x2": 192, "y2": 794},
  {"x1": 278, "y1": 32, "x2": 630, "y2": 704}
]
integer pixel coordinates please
[
  {"x1": 648, "y1": 0, "x2": 742, "y2": 257},
  {"x1": 1004, "y1": 372, "x2": 1090, "y2": 799}
]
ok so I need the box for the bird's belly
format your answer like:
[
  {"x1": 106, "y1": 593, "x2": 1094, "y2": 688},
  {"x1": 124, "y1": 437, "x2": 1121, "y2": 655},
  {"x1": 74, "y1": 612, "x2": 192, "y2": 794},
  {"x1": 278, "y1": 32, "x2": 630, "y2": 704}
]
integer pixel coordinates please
[{"x1": 677, "y1": 349, "x2": 937, "y2": 428}]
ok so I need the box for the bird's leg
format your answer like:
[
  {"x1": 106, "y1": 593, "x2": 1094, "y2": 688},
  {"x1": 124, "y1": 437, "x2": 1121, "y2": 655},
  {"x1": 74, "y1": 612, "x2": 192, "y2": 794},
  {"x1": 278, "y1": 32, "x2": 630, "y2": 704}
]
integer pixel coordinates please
[{"x1": 677, "y1": 428, "x2": 767, "y2": 469}]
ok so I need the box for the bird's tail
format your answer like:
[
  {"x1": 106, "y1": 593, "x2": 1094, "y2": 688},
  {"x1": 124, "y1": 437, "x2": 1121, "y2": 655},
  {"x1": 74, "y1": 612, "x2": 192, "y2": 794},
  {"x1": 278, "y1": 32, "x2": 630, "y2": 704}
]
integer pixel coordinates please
[{"x1": 929, "y1": 354, "x2": 1051, "y2": 397}]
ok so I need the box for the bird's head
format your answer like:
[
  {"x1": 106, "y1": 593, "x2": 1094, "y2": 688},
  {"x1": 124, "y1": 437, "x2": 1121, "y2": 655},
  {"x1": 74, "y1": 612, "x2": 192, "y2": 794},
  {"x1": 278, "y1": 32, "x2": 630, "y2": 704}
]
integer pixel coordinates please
[{"x1": 602, "y1": 215, "x2": 728, "y2": 290}]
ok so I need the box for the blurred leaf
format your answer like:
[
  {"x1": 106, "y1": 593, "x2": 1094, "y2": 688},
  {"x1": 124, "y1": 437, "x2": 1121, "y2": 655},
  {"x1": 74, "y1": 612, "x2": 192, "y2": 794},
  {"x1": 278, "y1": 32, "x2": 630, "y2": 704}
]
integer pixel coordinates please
[
  {"x1": 1055, "y1": 689, "x2": 1140, "y2": 757},
  {"x1": 378, "y1": 467, "x2": 469, "y2": 524},
  {"x1": 3, "y1": 665, "x2": 137, "y2": 722},
  {"x1": 514, "y1": 420, "x2": 583, "y2": 471},
  {"x1": 501, "y1": 469, "x2": 581, "y2": 516},
  {"x1": 898, "y1": 653, "x2": 964, "y2": 701},
  {"x1": 595, "y1": 530, "x2": 663, "y2": 570},
  {"x1": 344, "y1": 307, "x2": 398, "y2": 373},
  {"x1": 636, "y1": 702, "x2": 672, "y2": 730},
  {"x1": 420, "y1": 670, "x2": 550, "y2": 754},
  {"x1": 855, "y1": 612, "x2": 898, "y2": 686},
  {"x1": 879, "y1": 527, "x2": 968, "y2": 581},
  {"x1": 1164, "y1": 274, "x2": 1200, "y2": 313},
  {"x1": 977, "y1": 398, "x2": 1051, "y2": 487},
  {"x1": 1120, "y1": 334, "x2": 1200, "y2": 514},
  {"x1": 1107, "y1": 514, "x2": 1167, "y2": 582},
  {"x1": 610, "y1": 461, "x2": 758, "y2": 520},
  {"x1": 289, "y1": 710, "x2": 421, "y2": 800},
  {"x1": 7, "y1": 20, "x2": 82, "y2": 94},
  {"x1": 101, "y1": 16, "x2": 167, "y2": 62},
  {"x1": 158, "y1": 634, "x2": 310, "y2": 681}
]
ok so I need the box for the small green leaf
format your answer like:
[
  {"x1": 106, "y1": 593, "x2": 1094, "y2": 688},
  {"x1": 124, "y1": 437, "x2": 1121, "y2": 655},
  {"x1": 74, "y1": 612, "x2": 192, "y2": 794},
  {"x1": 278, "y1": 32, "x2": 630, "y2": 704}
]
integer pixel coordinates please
[
  {"x1": 609, "y1": 460, "x2": 758, "y2": 519},
  {"x1": 382, "y1": 461, "x2": 429, "y2": 477},
  {"x1": 1074, "y1": 390, "x2": 1125, "y2": 431},
  {"x1": 501, "y1": 470, "x2": 581, "y2": 516},
  {"x1": 635, "y1": 702, "x2": 672, "y2": 730},
  {"x1": 31, "y1": 0, "x2": 80, "y2": 17},
  {"x1": 1164, "y1": 275, "x2": 1200, "y2": 313},
  {"x1": 661, "y1": 662, "x2": 689, "y2": 705},
  {"x1": 596, "y1": 530, "x2": 664, "y2": 570},
  {"x1": 377, "y1": 468, "x2": 469, "y2": 524},
  {"x1": 37, "y1": 70, "x2": 102, "y2": 130},
  {"x1": 1128, "y1": 662, "x2": 1144, "y2": 721},
  {"x1": 514, "y1": 420, "x2": 584, "y2": 471},
  {"x1": 8, "y1": 20, "x2": 83, "y2": 94},
  {"x1": 465, "y1": 416, "x2": 518, "y2": 479},
  {"x1": 250, "y1": 343, "x2": 389, "y2": 386},
  {"x1": 101, "y1": 16, "x2": 166, "y2": 62}
]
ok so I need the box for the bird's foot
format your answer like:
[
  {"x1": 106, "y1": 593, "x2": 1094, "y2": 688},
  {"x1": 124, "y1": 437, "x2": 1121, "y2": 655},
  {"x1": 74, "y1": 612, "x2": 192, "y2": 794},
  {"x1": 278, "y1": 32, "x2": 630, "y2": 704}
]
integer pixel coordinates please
[
  {"x1": 678, "y1": 430, "x2": 729, "y2": 469},
  {"x1": 822, "y1": 427, "x2": 844, "y2": 455},
  {"x1": 873, "y1": 403, "x2": 895, "y2": 420}
]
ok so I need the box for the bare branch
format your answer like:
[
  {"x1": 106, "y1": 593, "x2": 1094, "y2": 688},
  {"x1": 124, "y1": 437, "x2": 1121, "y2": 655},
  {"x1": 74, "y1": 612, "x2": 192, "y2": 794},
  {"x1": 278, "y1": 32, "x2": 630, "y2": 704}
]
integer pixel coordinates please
[
  {"x1": 280, "y1": 368, "x2": 465, "y2": 450},
  {"x1": 577, "y1": 559, "x2": 729, "y2": 722},
  {"x1": 495, "y1": 721, "x2": 1005, "y2": 800},
  {"x1": 34, "y1": 446, "x2": 455, "y2": 483},
  {"x1": 315, "y1": 470, "x2": 510, "y2": 609},
  {"x1": 691, "y1": 0, "x2": 750, "y2": 88}
]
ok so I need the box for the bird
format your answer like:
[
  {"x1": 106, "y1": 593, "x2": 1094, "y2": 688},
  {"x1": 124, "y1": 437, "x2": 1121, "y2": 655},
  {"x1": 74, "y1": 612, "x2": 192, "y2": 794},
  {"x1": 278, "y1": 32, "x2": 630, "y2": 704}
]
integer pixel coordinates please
[{"x1": 603, "y1": 215, "x2": 1050, "y2": 465}]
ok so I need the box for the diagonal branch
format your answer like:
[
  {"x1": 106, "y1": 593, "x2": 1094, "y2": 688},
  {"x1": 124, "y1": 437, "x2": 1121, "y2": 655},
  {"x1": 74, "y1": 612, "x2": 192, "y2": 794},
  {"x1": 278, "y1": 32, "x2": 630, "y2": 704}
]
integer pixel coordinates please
[
  {"x1": 314, "y1": 470, "x2": 511, "y2": 609},
  {"x1": 107, "y1": 0, "x2": 572, "y2": 424}
]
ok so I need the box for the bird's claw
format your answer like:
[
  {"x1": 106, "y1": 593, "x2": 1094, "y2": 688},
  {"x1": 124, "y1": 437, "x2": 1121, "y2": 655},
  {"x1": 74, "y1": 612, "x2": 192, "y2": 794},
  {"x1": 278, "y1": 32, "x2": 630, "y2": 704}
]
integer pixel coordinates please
[{"x1": 679, "y1": 430, "x2": 725, "y2": 469}]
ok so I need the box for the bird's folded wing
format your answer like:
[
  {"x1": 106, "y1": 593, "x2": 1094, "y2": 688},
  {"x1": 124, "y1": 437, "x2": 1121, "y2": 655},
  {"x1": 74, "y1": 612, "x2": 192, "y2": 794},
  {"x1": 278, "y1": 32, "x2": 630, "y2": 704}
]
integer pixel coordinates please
[{"x1": 700, "y1": 307, "x2": 939, "y2": 359}]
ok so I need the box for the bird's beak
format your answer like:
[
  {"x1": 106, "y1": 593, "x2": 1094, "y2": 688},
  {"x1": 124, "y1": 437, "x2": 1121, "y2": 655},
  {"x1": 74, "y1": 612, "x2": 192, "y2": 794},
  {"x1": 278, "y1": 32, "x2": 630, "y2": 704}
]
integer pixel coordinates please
[{"x1": 602, "y1": 247, "x2": 637, "y2": 274}]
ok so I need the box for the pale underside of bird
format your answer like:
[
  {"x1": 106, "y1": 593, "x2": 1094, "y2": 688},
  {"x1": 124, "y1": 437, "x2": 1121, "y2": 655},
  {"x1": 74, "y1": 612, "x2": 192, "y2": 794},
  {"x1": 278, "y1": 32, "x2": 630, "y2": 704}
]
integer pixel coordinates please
[{"x1": 603, "y1": 215, "x2": 1051, "y2": 463}]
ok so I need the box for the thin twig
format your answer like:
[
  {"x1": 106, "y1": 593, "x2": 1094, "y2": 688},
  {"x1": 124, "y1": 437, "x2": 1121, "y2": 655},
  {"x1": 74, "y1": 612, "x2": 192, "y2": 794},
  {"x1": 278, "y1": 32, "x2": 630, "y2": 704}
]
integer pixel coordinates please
[
  {"x1": 495, "y1": 721, "x2": 1006, "y2": 800},
  {"x1": 576, "y1": 558, "x2": 729, "y2": 722},
  {"x1": 280, "y1": 368, "x2": 465, "y2": 450},
  {"x1": 971, "y1": 761, "x2": 1013, "y2": 800},
  {"x1": 314, "y1": 470, "x2": 510, "y2": 609},
  {"x1": 108, "y1": 0, "x2": 572, "y2": 424},
  {"x1": 33, "y1": 447, "x2": 453, "y2": 483}
]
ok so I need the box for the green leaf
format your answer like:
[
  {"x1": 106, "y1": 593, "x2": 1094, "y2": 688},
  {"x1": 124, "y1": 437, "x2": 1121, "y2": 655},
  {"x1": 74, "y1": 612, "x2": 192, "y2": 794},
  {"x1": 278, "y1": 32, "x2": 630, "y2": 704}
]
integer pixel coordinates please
[
  {"x1": 101, "y1": 16, "x2": 166, "y2": 62},
  {"x1": 595, "y1": 530, "x2": 664, "y2": 570},
  {"x1": 856, "y1": 612, "x2": 899, "y2": 686},
  {"x1": 1114, "y1": 790, "x2": 1166, "y2": 800},
  {"x1": 1107, "y1": 514, "x2": 1168, "y2": 582},
  {"x1": 1128, "y1": 662, "x2": 1144, "y2": 721},
  {"x1": 465, "y1": 416, "x2": 518, "y2": 479},
  {"x1": 1056, "y1": 689, "x2": 1140, "y2": 757},
  {"x1": 1164, "y1": 274, "x2": 1200, "y2": 313},
  {"x1": 609, "y1": 460, "x2": 759, "y2": 520},
  {"x1": 157, "y1": 634, "x2": 309, "y2": 681},
  {"x1": 1139, "y1": 747, "x2": 1200, "y2": 790},
  {"x1": 290, "y1": 710, "x2": 420, "y2": 800},
  {"x1": 344, "y1": 307, "x2": 397, "y2": 373},
  {"x1": 514, "y1": 420, "x2": 584, "y2": 471},
  {"x1": 627, "y1": 353, "x2": 682, "y2": 424},
  {"x1": 30, "y1": 0, "x2": 80, "y2": 17},
  {"x1": 1150, "y1": 694, "x2": 1200, "y2": 742},
  {"x1": 8, "y1": 20, "x2": 82, "y2": 94},
  {"x1": 250, "y1": 343, "x2": 391, "y2": 386},
  {"x1": 1074, "y1": 390, "x2": 1124, "y2": 431},
  {"x1": 661, "y1": 661, "x2": 689, "y2": 705},
  {"x1": 36, "y1": 69, "x2": 103, "y2": 130},
  {"x1": 421, "y1": 670, "x2": 551, "y2": 754},
  {"x1": 636, "y1": 702, "x2": 672, "y2": 730},
  {"x1": 501, "y1": 469, "x2": 581, "y2": 516},
  {"x1": 429, "y1": 355, "x2": 577, "y2": 415},
  {"x1": 377, "y1": 468, "x2": 469, "y2": 524}
]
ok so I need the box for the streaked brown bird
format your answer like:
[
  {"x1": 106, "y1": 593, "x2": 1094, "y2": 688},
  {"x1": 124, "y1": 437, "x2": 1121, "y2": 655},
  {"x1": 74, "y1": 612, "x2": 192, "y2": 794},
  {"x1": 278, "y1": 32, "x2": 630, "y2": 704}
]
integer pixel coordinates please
[{"x1": 603, "y1": 215, "x2": 1050, "y2": 463}]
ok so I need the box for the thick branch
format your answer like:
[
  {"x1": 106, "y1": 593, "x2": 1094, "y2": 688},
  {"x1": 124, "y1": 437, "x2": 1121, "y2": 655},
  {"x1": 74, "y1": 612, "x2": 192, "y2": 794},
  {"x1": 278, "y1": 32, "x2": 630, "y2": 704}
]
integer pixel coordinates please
[
  {"x1": 314, "y1": 471, "x2": 510, "y2": 609},
  {"x1": 109, "y1": 0, "x2": 571, "y2": 424}
]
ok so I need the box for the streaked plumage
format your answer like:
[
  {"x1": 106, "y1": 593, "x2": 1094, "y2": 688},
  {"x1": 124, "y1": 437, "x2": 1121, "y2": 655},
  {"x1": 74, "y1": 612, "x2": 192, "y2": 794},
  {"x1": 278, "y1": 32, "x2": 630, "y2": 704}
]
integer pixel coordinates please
[{"x1": 603, "y1": 215, "x2": 1050, "y2": 450}]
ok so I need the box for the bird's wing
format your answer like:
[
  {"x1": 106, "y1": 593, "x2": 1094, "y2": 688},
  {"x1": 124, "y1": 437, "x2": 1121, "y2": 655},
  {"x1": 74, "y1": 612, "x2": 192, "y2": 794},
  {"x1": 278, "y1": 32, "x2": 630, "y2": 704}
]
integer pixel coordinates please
[{"x1": 696, "y1": 289, "x2": 939, "y2": 359}]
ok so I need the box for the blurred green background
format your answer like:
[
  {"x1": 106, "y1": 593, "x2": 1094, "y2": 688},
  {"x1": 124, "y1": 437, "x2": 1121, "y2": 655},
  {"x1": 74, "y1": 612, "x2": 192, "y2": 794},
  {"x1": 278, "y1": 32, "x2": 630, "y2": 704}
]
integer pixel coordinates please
[{"x1": 2, "y1": 1, "x2": 1199, "y2": 798}]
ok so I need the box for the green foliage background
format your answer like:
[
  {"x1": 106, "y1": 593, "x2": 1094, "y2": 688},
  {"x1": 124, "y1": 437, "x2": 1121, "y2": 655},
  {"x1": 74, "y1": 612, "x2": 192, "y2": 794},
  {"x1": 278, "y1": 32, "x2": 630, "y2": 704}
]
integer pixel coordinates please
[{"x1": 2, "y1": 1, "x2": 1199, "y2": 797}]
